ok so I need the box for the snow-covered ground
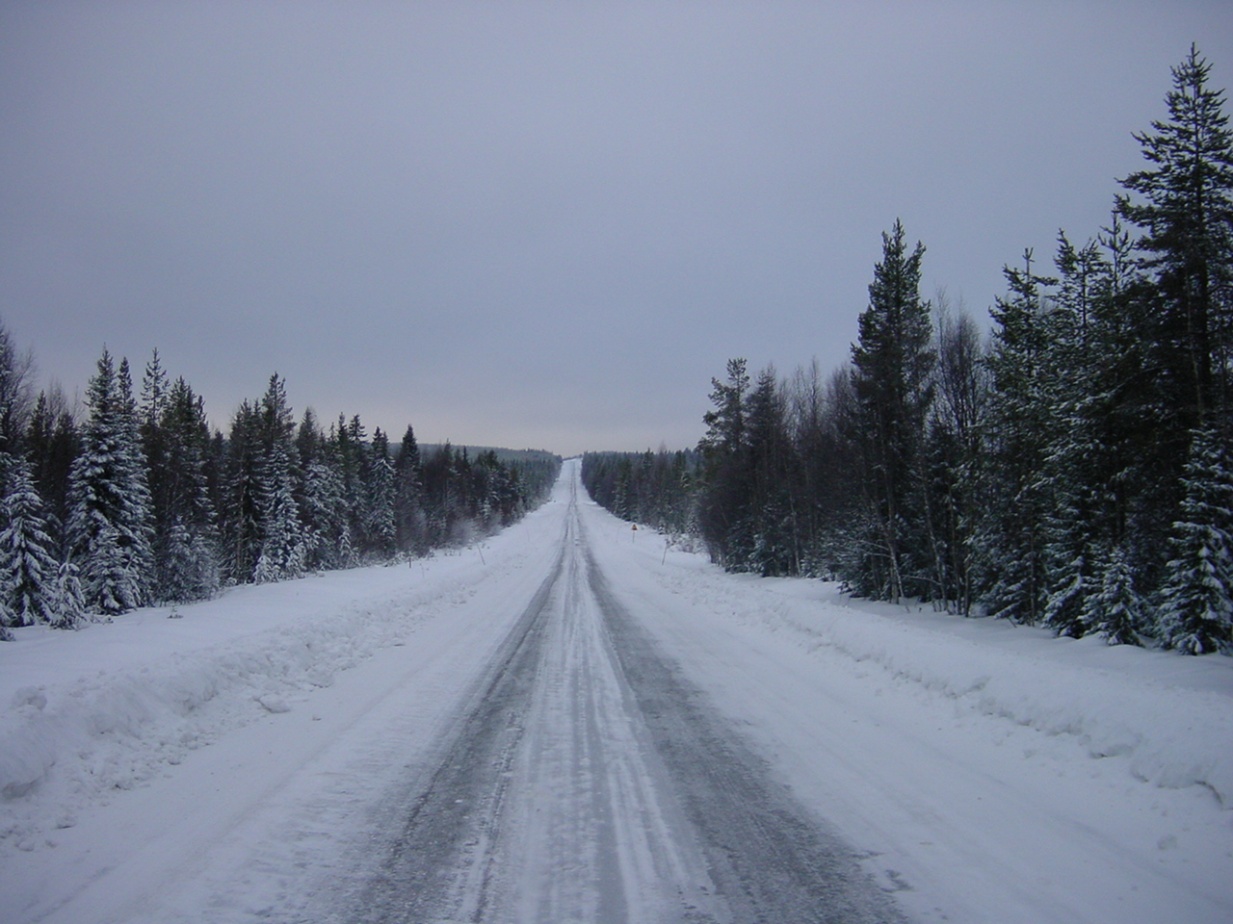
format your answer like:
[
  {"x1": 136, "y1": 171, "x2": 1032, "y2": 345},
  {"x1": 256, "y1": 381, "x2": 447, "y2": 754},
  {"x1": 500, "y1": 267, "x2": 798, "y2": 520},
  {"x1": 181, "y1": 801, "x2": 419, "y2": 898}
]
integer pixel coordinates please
[{"x1": 2, "y1": 459, "x2": 1231, "y2": 923}]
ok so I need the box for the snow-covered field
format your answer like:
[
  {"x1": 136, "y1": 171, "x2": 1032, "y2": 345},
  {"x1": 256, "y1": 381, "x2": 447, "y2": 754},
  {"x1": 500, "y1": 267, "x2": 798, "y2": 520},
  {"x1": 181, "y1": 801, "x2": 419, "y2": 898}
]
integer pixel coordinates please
[{"x1": 2, "y1": 460, "x2": 1231, "y2": 923}]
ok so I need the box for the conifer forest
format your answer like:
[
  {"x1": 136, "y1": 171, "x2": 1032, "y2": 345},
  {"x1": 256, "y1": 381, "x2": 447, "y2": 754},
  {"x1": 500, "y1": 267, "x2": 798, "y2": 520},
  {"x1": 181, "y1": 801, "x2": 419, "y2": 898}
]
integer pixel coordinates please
[
  {"x1": 584, "y1": 47, "x2": 1233, "y2": 655},
  {"x1": 5, "y1": 47, "x2": 1231, "y2": 657},
  {"x1": 0, "y1": 339, "x2": 559, "y2": 639}
]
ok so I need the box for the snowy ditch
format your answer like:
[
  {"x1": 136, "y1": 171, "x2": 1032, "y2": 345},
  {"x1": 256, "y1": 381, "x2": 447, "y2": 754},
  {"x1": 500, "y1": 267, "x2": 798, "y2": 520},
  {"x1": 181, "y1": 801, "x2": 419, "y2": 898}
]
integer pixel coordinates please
[
  {"x1": 590, "y1": 506, "x2": 1233, "y2": 815},
  {"x1": 748, "y1": 579, "x2": 1229, "y2": 802},
  {"x1": 789, "y1": 600, "x2": 1233, "y2": 803},
  {"x1": 0, "y1": 558, "x2": 487, "y2": 851}
]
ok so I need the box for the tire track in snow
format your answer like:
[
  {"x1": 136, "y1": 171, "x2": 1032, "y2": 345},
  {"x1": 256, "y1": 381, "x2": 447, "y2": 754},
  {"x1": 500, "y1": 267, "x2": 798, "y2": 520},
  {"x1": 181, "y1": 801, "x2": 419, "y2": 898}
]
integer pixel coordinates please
[
  {"x1": 582, "y1": 526, "x2": 906, "y2": 924},
  {"x1": 344, "y1": 468, "x2": 904, "y2": 923},
  {"x1": 344, "y1": 531, "x2": 567, "y2": 923},
  {"x1": 491, "y1": 491, "x2": 724, "y2": 922}
]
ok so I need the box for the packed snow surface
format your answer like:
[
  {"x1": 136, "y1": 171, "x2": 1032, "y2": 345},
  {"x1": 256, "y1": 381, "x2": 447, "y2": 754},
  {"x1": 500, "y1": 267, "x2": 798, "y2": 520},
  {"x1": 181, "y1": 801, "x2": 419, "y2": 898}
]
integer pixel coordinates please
[{"x1": 2, "y1": 460, "x2": 1231, "y2": 922}]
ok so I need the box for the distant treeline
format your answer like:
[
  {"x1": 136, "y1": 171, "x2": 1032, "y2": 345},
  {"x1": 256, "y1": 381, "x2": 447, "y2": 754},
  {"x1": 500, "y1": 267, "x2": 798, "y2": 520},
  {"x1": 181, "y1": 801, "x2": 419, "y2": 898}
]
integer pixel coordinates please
[
  {"x1": 0, "y1": 341, "x2": 560, "y2": 637},
  {"x1": 581, "y1": 450, "x2": 701, "y2": 539},
  {"x1": 585, "y1": 48, "x2": 1233, "y2": 655}
]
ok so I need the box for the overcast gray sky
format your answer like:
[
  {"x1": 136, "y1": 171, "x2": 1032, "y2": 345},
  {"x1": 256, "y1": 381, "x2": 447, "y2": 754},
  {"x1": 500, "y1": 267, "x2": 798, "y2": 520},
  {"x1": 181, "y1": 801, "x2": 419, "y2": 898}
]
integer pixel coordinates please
[{"x1": 2, "y1": 2, "x2": 1231, "y2": 456}]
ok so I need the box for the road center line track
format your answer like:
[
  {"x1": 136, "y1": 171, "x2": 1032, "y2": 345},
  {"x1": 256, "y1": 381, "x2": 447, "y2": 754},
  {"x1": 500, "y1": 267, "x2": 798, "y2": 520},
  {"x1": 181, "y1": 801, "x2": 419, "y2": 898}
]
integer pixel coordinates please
[
  {"x1": 583, "y1": 531, "x2": 904, "y2": 923},
  {"x1": 339, "y1": 472, "x2": 903, "y2": 923},
  {"x1": 342, "y1": 526, "x2": 569, "y2": 924}
]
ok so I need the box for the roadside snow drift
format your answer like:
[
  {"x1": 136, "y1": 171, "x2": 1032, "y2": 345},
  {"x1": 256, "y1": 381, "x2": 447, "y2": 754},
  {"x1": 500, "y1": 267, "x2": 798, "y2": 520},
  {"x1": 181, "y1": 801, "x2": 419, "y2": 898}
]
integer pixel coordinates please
[{"x1": 1, "y1": 461, "x2": 1231, "y2": 924}]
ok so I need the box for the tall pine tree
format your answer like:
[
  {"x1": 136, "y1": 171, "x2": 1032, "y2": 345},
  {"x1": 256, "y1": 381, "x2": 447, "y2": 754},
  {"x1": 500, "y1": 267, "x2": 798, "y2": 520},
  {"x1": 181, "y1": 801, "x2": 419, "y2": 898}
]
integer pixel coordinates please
[
  {"x1": 295, "y1": 409, "x2": 353, "y2": 570},
  {"x1": 697, "y1": 358, "x2": 751, "y2": 569},
  {"x1": 252, "y1": 375, "x2": 304, "y2": 583},
  {"x1": 155, "y1": 377, "x2": 221, "y2": 601},
  {"x1": 65, "y1": 351, "x2": 155, "y2": 615},
  {"x1": 1157, "y1": 426, "x2": 1233, "y2": 653},
  {"x1": 221, "y1": 400, "x2": 262, "y2": 583},
  {"x1": 849, "y1": 220, "x2": 935, "y2": 602},
  {"x1": 0, "y1": 456, "x2": 61, "y2": 628},
  {"x1": 394, "y1": 424, "x2": 426, "y2": 556},
  {"x1": 978, "y1": 253, "x2": 1056, "y2": 624},
  {"x1": 1119, "y1": 45, "x2": 1233, "y2": 429},
  {"x1": 744, "y1": 367, "x2": 799, "y2": 576},
  {"x1": 364, "y1": 427, "x2": 397, "y2": 559}
]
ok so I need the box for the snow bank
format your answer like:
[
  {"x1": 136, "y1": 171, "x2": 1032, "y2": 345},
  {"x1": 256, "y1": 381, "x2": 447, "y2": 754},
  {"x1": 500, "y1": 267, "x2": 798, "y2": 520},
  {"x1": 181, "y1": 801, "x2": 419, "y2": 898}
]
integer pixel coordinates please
[
  {"x1": 609, "y1": 511, "x2": 1233, "y2": 811},
  {"x1": 780, "y1": 593, "x2": 1233, "y2": 805},
  {"x1": 0, "y1": 560, "x2": 475, "y2": 849},
  {"x1": 1, "y1": 470, "x2": 571, "y2": 859},
  {"x1": 5, "y1": 488, "x2": 1231, "y2": 875}
]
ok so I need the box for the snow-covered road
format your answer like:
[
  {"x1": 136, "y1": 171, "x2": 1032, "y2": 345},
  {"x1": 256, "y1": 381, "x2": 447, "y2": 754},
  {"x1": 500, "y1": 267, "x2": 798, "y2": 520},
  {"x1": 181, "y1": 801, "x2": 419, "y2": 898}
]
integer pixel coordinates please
[
  {"x1": 336, "y1": 474, "x2": 899, "y2": 923},
  {"x1": 3, "y1": 460, "x2": 1231, "y2": 923}
]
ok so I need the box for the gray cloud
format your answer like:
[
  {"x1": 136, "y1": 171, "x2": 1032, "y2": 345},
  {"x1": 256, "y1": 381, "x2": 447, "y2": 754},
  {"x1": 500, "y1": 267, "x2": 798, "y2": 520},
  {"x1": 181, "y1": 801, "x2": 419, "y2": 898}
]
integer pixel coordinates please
[{"x1": 3, "y1": 1, "x2": 1231, "y2": 455}]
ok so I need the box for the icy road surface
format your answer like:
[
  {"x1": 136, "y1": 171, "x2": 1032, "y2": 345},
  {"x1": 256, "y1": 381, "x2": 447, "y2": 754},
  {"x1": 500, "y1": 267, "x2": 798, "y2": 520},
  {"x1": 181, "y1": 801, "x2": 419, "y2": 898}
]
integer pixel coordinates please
[
  {"x1": 340, "y1": 476, "x2": 900, "y2": 923},
  {"x1": 3, "y1": 459, "x2": 1231, "y2": 923}
]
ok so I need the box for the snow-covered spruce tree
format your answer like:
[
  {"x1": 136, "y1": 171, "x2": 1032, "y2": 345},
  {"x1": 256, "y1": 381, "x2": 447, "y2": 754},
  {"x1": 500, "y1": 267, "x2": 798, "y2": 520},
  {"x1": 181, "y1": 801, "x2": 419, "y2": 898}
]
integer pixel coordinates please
[
  {"x1": 301, "y1": 454, "x2": 351, "y2": 570},
  {"x1": 744, "y1": 366, "x2": 799, "y2": 577},
  {"x1": 697, "y1": 358, "x2": 751, "y2": 570},
  {"x1": 26, "y1": 385, "x2": 79, "y2": 531},
  {"x1": 252, "y1": 439, "x2": 304, "y2": 583},
  {"x1": 159, "y1": 518, "x2": 217, "y2": 603},
  {"x1": 1114, "y1": 48, "x2": 1233, "y2": 597},
  {"x1": 294, "y1": 409, "x2": 351, "y2": 571},
  {"x1": 1070, "y1": 216, "x2": 1166, "y2": 584},
  {"x1": 1081, "y1": 545, "x2": 1146, "y2": 645},
  {"x1": 471, "y1": 449, "x2": 505, "y2": 532},
  {"x1": 65, "y1": 351, "x2": 155, "y2": 616},
  {"x1": 140, "y1": 350, "x2": 170, "y2": 444},
  {"x1": 421, "y1": 443, "x2": 452, "y2": 548},
  {"x1": 977, "y1": 253, "x2": 1057, "y2": 624},
  {"x1": 142, "y1": 362, "x2": 220, "y2": 603},
  {"x1": 251, "y1": 375, "x2": 304, "y2": 584},
  {"x1": 335, "y1": 414, "x2": 373, "y2": 554},
  {"x1": 139, "y1": 350, "x2": 170, "y2": 589},
  {"x1": 363, "y1": 427, "x2": 396, "y2": 559},
  {"x1": 849, "y1": 221, "x2": 935, "y2": 602},
  {"x1": 1041, "y1": 512, "x2": 1097, "y2": 638},
  {"x1": 1157, "y1": 426, "x2": 1233, "y2": 653},
  {"x1": 221, "y1": 400, "x2": 262, "y2": 583},
  {"x1": 1040, "y1": 233, "x2": 1108, "y2": 637},
  {"x1": 0, "y1": 455, "x2": 60, "y2": 628},
  {"x1": 800, "y1": 366, "x2": 865, "y2": 583},
  {"x1": 445, "y1": 447, "x2": 477, "y2": 546},
  {"x1": 394, "y1": 423, "x2": 427, "y2": 556},
  {"x1": 0, "y1": 320, "x2": 40, "y2": 636},
  {"x1": 664, "y1": 449, "x2": 701, "y2": 541},
  {"x1": 1119, "y1": 45, "x2": 1233, "y2": 431},
  {"x1": 51, "y1": 559, "x2": 87, "y2": 629},
  {"x1": 159, "y1": 377, "x2": 220, "y2": 600}
]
